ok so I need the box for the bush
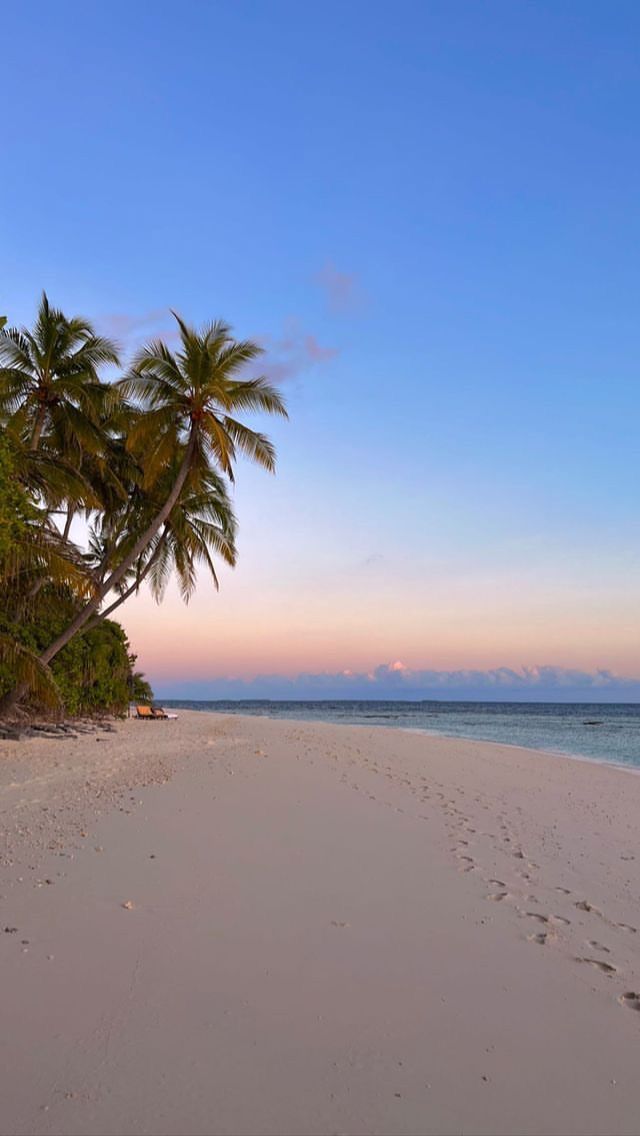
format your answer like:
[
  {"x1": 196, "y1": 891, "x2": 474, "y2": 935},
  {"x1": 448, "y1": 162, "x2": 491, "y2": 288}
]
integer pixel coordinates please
[{"x1": 0, "y1": 591, "x2": 151, "y2": 716}]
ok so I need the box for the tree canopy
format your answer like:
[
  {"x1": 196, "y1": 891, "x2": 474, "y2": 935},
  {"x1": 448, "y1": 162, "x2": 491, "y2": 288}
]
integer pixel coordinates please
[{"x1": 0, "y1": 295, "x2": 286, "y2": 718}]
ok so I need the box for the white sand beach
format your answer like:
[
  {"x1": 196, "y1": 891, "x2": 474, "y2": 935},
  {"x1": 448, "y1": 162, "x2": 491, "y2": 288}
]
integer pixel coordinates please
[{"x1": 1, "y1": 711, "x2": 640, "y2": 1136}]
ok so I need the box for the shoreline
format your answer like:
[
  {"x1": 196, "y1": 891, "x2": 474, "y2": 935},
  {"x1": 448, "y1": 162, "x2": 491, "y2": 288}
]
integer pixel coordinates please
[
  {"x1": 400, "y1": 724, "x2": 640, "y2": 777},
  {"x1": 2, "y1": 710, "x2": 640, "y2": 1135},
  {"x1": 166, "y1": 702, "x2": 640, "y2": 777}
]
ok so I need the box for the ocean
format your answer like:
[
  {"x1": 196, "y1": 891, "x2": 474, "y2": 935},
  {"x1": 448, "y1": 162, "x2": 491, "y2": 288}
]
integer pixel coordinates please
[{"x1": 161, "y1": 700, "x2": 640, "y2": 771}]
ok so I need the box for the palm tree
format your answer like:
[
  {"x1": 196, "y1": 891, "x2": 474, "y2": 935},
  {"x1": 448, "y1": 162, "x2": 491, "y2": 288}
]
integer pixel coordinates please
[
  {"x1": 0, "y1": 311, "x2": 286, "y2": 715},
  {"x1": 0, "y1": 292, "x2": 120, "y2": 451},
  {"x1": 25, "y1": 314, "x2": 286, "y2": 671}
]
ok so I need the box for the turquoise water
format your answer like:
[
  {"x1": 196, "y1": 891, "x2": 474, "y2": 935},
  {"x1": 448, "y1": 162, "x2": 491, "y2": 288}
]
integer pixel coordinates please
[{"x1": 162, "y1": 700, "x2": 640, "y2": 770}]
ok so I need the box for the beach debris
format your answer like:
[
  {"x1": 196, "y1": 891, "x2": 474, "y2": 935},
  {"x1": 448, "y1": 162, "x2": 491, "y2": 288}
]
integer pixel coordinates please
[
  {"x1": 4, "y1": 926, "x2": 18, "y2": 933},
  {"x1": 121, "y1": 900, "x2": 134, "y2": 910}
]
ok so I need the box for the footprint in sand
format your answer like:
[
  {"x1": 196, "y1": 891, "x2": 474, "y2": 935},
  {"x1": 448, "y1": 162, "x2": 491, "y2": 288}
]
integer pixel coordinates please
[
  {"x1": 487, "y1": 891, "x2": 509, "y2": 902},
  {"x1": 523, "y1": 911, "x2": 570, "y2": 929},
  {"x1": 456, "y1": 854, "x2": 476, "y2": 873},
  {"x1": 586, "y1": 940, "x2": 611, "y2": 954},
  {"x1": 618, "y1": 992, "x2": 640, "y2": 1012},
  {"x1": 555, "y1": 887, "x2": 571, "y2": 895},
  {"x1": 577, "y1": 957, "x2": 617, "y2": 976},
  {"x1": 528, "y1": 931, "x2": 552, "y2": 945},
  {"x1": 575, "y1": 900, "x2": 603, "y2": 916}
]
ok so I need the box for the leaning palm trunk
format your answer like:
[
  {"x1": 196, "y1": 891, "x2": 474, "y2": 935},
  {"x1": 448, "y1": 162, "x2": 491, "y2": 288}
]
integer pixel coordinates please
[
  {"x1": 83, "y1": 535, "x2": 168, "y2": 632},
  {"x1": 39, "y1": 430, "x2": 196, "y2": 664}
]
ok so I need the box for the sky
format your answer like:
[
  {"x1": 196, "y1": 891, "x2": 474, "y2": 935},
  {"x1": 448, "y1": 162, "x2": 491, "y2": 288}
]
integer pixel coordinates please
[{"x1": 2, "y1": 1, "x2": 639, "y2": 700}]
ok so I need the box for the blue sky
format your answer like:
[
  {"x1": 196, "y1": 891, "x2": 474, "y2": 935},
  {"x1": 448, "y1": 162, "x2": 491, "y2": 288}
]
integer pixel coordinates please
[{"x1": 2, "y1": 1, "x2": 639, "y2": 699}]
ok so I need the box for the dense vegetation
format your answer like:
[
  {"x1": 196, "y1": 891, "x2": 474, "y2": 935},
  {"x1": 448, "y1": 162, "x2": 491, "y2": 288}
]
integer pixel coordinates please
[{"x1": 0, "y1": 296, "x2": 286, "y2": 718}]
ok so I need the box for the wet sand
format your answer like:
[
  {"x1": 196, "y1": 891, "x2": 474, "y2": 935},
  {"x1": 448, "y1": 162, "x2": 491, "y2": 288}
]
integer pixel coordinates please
[{"x1": 1, "y1": 711, "x2": 639, "y2": 1136}]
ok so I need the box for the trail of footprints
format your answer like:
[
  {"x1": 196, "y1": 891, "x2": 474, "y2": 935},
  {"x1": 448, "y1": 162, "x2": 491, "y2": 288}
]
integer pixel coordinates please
[
  {"x1": 311, "y1": 733, "x2": 640, "y2": 1022},
  {"x1": 441, "y1": 785, "x2": 640, "y2": 1017}
]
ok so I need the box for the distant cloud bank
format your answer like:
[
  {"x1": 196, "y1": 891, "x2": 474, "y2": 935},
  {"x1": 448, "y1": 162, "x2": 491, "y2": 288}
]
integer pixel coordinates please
[{"x1": 154, "y1": 662, "x2": 640, "y2": 702}]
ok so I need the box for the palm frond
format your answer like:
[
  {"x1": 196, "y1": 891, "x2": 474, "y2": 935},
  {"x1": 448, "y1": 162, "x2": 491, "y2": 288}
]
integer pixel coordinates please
[
  {"x1": 0, "y1": 634, "x2": 62, "y2": 710},
  {"x1": 220, "y1": 417, "x2": 276, "y2": 472}
]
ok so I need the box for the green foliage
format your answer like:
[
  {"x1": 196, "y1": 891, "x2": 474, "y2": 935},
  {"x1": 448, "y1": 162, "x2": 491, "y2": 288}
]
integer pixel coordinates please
[
  {"x1": 0, "y1": 588, "x2": 150, "y2": 716},
  {"x1": 0, "y1": 435, "x2": 152, "y2": 715},
  {"x1": 0, "y1": 296, "x2": 283, "y2": 717},
  {"x1": 0, "y1": 433, "x2": 30, "y2": 559}
]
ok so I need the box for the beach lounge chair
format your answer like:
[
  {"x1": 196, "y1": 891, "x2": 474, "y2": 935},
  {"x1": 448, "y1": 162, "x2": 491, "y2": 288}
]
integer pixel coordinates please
[
  {"x1": 151, "y1": 707, "x2": 169, "y2": 719},
  {"x1": 136, "y1": 705, "x2": 155, "y2": 720}
]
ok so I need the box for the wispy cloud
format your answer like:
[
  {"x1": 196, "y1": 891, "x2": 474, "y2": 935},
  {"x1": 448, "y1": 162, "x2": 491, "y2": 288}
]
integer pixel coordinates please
[
  {"x1": 259, "y1": 322, "x2": 338, "y2": 382},
  {"x1": 155, "y1": 664, "x2": 640, "y2": 702},
  {"x1": 313, "y1": 261, "x2": 363, "y2": 314},
  {"x1": 98, "y1": 311, "x2": 337, "y2": 379},
  {"x1": 98, "y1": 308, "x2": 180, "y2": 352}
]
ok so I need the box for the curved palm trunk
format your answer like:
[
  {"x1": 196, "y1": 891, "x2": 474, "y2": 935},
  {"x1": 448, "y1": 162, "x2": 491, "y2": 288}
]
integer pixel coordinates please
[
  {"x1": 40, "y1": 430, "x2": 196, "y2": 664},
  {"x1": 83, "y1": 535, "x2": 167, "y2": 632},
  {"x1": 0, "y1": 431, "x2": 196, "y2": 715}
]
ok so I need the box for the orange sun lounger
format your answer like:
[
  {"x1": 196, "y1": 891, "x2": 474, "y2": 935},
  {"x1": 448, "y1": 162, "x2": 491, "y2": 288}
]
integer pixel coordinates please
[{"x1": 136, "y1": 705, "x2": 155, "y2": 719}]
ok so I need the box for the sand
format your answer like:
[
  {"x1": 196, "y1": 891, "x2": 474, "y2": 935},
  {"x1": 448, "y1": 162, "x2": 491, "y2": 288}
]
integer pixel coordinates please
[{"x1": 1, "y1": 710, "x2": 639, "y2": 1136}]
